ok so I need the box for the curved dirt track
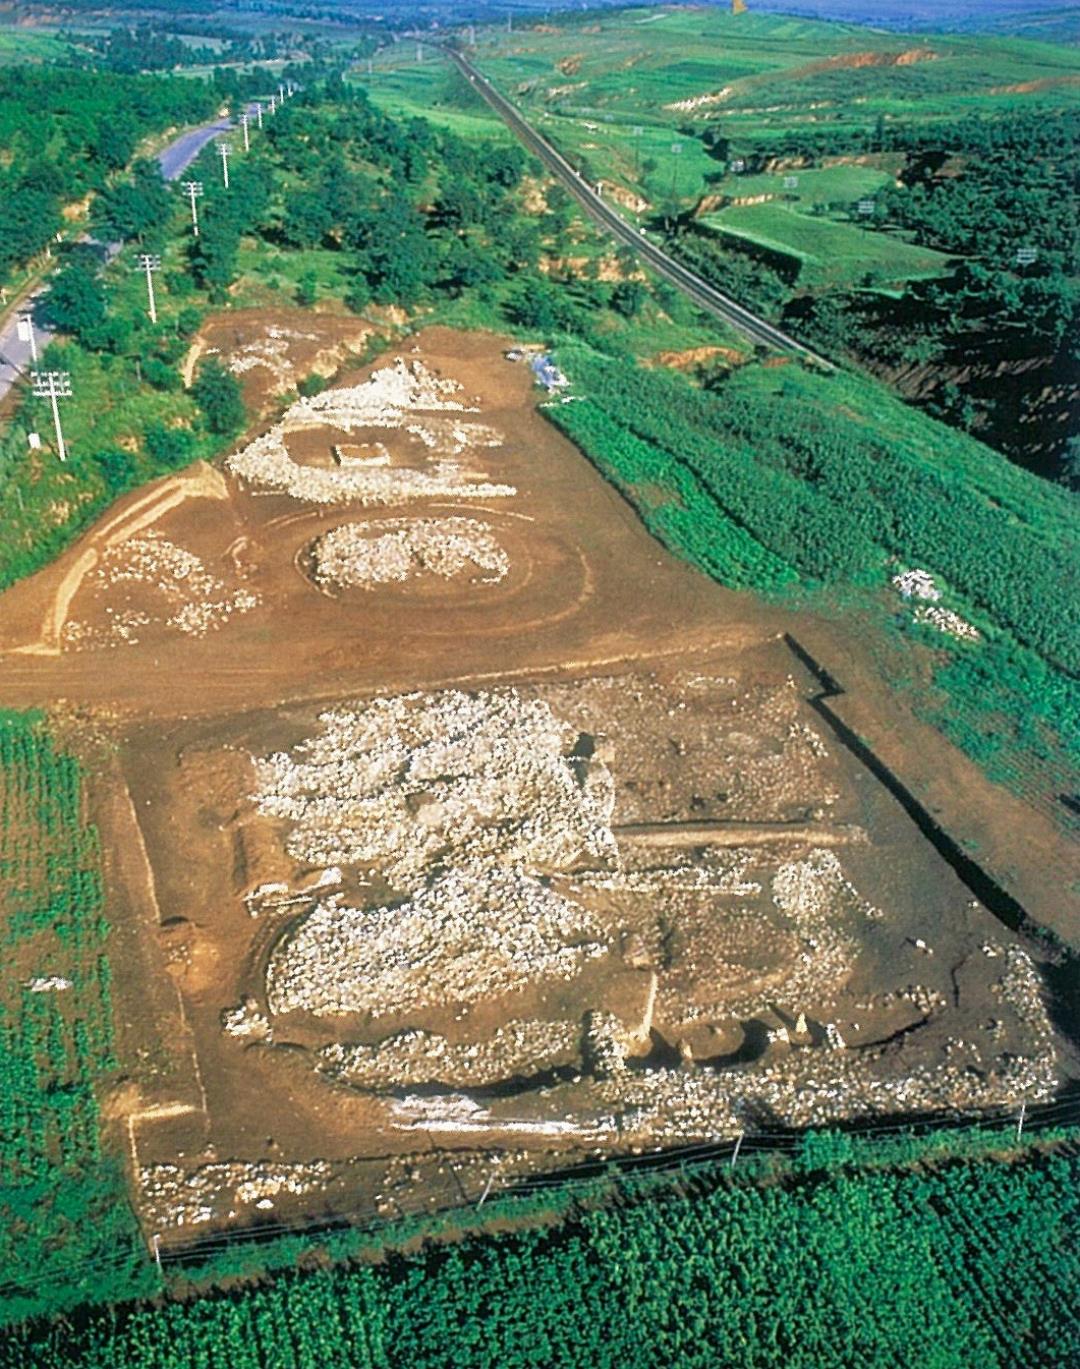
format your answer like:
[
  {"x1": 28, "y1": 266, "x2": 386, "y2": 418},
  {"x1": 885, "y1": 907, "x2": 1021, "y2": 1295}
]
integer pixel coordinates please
[{"x1": 0, "y1": 328, "x2": 771, "y2": 719}]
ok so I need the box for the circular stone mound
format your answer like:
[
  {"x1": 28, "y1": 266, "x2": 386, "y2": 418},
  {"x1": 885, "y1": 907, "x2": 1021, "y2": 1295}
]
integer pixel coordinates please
[{"x1": 309, "y1": 516, "x2": 510, "y2": 592}]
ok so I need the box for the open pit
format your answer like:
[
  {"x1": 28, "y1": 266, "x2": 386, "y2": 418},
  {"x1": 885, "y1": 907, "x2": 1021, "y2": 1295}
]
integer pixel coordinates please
[{"x1": 0, "y1": 320, "x2": 1070, "y2": 1245}]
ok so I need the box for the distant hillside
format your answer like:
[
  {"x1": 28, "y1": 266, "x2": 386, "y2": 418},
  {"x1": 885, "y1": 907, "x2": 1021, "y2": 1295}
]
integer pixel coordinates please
[{"x1": 740, "y1": 0, "x2": 1080, "y2": 40}]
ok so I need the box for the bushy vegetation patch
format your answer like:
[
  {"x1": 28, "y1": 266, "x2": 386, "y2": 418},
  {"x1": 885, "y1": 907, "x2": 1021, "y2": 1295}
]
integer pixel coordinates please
[{"x1": 546, "y1": 344, "x2": 1079, "y2": 802}]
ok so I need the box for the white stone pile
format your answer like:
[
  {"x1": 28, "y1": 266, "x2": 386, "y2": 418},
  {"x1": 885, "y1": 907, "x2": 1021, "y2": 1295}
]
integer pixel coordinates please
[
  {"x1": 913, "y1": 604, "x2": 982, "y2": 642},
  {"x1": 226, "y1": 357, "x2": 515, "y2": 506},
  {"x1": 311, "y1": 517, "x2": 509, "y2": 591},
  {"x1": 892, "y1": 567, "x2": 981, "y2": 641},
  {"x1": 138, "y1": 1160, "x2": 334, "y2": 1230},
  {"x1": 892, "y1": 568, "x2": 942, "y2": 601},
  {"x1": 253, "y1": 689, "x2": 619, "y2": 891},
  {"x1": 267, "y1": 866, "x2": 606, "y2": 1018},
  {"x1": 319, "y1": 1020, "x2": 579, "y2": 1088},
  {"x1": 227, "y1": 325, "x2": 319, "y2": 387},
  {"x1": 760, "y1": 849, "x2": 880, "y2": 1012},
  {"x1": 583, "y1": 1011, "x2": 631, "y2": 1078},
  {"x1": 220, "y1": 996, "x2": 273, "y2": 1041}
]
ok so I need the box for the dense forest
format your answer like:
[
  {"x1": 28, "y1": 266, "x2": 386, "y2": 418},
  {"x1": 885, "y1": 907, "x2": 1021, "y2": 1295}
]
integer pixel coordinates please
[
  {"x1": 0, "y1": 69, "x2": 216, "y2": 284},
  {"x1": 681, "y1": 109, "x2": 1080, "y2": 479}
]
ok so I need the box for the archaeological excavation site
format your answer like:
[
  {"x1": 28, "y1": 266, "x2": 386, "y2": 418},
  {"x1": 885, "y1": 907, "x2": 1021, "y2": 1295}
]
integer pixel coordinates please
[{"x1": 0, "y1": 319, "x2": 1070, "y2": 1245}]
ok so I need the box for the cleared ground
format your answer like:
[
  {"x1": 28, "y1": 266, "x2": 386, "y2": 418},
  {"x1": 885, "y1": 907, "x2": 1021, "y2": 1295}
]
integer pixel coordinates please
[{"x1": 0, "y1": 318, "x2": 1067, "y2": 1244}]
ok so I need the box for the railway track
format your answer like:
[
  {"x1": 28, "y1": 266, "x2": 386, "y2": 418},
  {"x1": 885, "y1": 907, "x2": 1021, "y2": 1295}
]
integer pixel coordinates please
[{"x1": 444, "y1": 45, "x2": 832, "y2": 368}]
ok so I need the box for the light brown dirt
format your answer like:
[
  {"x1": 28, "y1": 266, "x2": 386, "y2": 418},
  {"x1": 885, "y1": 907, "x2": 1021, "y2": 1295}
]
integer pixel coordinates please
[{"x1": 2, "y1": 320, "x2": 1071, "y2": 1244}]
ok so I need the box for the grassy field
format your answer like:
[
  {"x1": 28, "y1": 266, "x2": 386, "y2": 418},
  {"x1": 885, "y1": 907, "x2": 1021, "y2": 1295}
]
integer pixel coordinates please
[
  {"x1": 0, "y1": 712, "x2": 155, "y2": 1329},
  {"x1": 700, "y1": 202, "x2": 953, "y2": 286},
  {"x1": 468, "y1": 7, "x2": 1080, "y2": 206},
  {"x1": 0, "y1": 27, "x2": 71, "y2": 63}
]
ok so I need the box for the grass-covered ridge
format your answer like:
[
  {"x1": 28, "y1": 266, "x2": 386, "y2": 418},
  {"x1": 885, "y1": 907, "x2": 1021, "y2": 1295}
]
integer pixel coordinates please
[{"x1": 545, "y1": 344, "x2": 1079, "y2": 810}]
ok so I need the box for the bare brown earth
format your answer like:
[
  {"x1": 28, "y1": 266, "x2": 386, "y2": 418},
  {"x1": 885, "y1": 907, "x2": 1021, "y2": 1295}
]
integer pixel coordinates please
[{"x1": 0, "y1": 319, "x2": 1073, "y2": 1246}]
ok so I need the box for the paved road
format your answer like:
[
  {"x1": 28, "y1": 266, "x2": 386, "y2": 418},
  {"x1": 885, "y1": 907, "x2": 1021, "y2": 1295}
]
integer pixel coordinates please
[
  {"x1": 0, "y1": 115, "x2": 232, "y2": 401},
  {"x1": 445, "y1": 46, "x2": 831, "y2": 366}
]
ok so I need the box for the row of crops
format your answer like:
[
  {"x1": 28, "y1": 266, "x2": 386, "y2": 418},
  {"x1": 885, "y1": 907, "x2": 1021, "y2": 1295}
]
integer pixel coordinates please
[
  {"x1": 546, "y1": 345, "x2": 1079, "y2": 811},
  {"x1": 7, "y1": 1131, "x2": 1080, "y2": 1367},
  {"x1": 0, "y1": 712, "x2": 154, "y2": 1329}
]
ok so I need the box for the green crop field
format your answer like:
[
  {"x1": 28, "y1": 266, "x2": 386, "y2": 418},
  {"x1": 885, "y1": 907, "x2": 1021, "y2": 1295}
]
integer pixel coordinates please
[
  {"x1": 6, "y1": 1124, "x2": 1080, "y2": 1368},
  {"x1": 711, "y1": 161, "x2": 898, "y2": 205},
  {"x1": 700, "y1": 202, "x2": 953, "y2": 286},
  {"x1": 0, "y1": 28, "x2": 71, "y2": 63},
  {"x1": 0, "y1": 712, "x2": 154, "y2": 1329},
  {"x1": 473, "y1": 7, "x2": 1080, "y2": 203}
]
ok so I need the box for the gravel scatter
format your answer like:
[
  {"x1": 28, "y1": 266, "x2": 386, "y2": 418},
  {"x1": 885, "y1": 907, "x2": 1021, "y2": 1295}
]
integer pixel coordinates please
[
  {"x1": 319, "y1": 1020, "x2": 580, "y2": 1088},
  {"x1": 63, "y1": 532, "x2": 259, "y2": 647}
]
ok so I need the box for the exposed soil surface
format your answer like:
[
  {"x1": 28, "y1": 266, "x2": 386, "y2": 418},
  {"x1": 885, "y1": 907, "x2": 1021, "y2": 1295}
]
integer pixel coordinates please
[{"x1": 0, "y1": 319, "x2": 1073, "y2": 1247}]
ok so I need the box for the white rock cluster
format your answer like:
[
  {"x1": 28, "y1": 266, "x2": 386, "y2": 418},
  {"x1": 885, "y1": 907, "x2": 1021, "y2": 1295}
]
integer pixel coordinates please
[
  {"x1": 227, "y1": 325, "x2": 319, "y2": 387},
  {"x1": 583, "y1": 1011, "x2": 631, "y2": 1078},
  {"x1": 892, "y1": 568, "x2": 942, "y2": 601},
  {"x1": 253, "y1": 689, "x2": 619, "y2": 892},
  {"x1": 220, "y1": 996, "x2": 272, "y2": 1041},
  {"x1": 138, "y1": 1160, "x2": 334, "y2": 1230},
  {"x1": 267, "y1": 866, "x2": 607, "y2": 1018},
  {"x1": 913, "y1": 604, "x2": 981, "y2": 642},
  {"x1": 892, "y1": 567, "x2": 980, "y2": 641},
  {"x1": 226, "y1": 357, "x2": 515, "y2": 506},
  {"x1": 319, "y1": 1019, "x2": 579, "y2": 1088},
  {"x1": 64, "y1": 532, "x2": 258, "y2": 646},
  {"x1": 311, "y1": 517, "x2": 509, "y2": 591}
]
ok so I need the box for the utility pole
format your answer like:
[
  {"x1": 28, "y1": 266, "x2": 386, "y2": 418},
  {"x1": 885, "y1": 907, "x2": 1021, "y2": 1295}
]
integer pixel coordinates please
[
  {"x1": 731, "y1": 1131, "x2": 744, "y2": 1168},
  {"x1": 670, "y1": 141, "x2": 683, "y2": 201},
  {"x1": 416, "y1": 42, "x2": 423, "y2": 63},
  {"x1": 256, "y1": 100, "x2": 263, "y2": 128},
  {"x1": 150, "y1": 1233, "x2": 162, "y2": 1270},
  {"x1": 239, "y1": 111, "x2": 250, "y2": 152},
  {"x1": 182, "y1": 180, "x2": 203, "y2": 236},
  {"x1": 632, "y1": 125, "x2": 643, "y2": 176},
  {"x1": 1017, "y1": 1101, "x2": 1026, "y2": 1140},
  {"x1": 278, "y1": 82, "x2": 285, "y2": 104},
  {"x1": 17, "y1": 311, "x2": 37, "y2": 363},
  {"x1": 269, "y1": 93, "x2": 277, "y2": 114},
  {"x1": 32, "y1": 370, "x2": 72, "y2": 463},
  {"x1": 217, "y1": 141, "x2": 232, "y2": 189},
  {"x1": 286, "y1": 81, "x2": 294, "y2": 97},
  {"x1": 137, "y1": 253, "x2": 161, "y2": 324}
]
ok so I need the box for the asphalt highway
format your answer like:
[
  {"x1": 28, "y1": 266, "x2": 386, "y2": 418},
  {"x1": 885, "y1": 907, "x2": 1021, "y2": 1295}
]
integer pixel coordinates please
[
  {"x1": 0, "y1": 115, "x2": 232, "y2": 402},
  {"x1": 445, "y1": 46, "x2": 831, "y2": 367}
]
